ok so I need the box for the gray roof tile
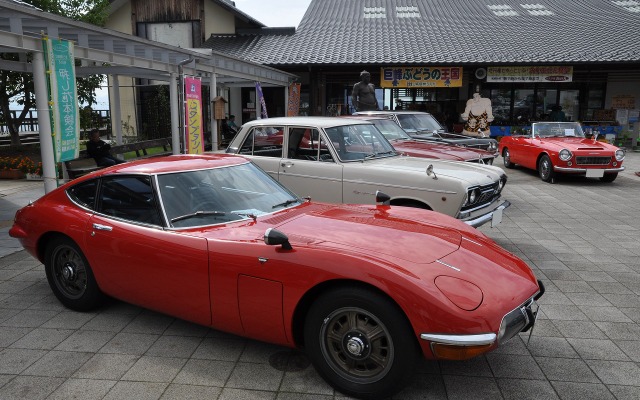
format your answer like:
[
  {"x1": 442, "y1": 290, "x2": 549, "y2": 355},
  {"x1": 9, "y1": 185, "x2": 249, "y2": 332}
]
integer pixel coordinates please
[{"x1": 203, "y1": 0, "x2": 640, "y2": 65}]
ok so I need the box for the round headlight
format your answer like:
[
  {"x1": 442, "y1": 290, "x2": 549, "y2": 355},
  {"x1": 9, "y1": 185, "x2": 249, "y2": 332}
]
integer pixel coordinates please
[
  {"x1": 488, "y1": 142, "x2": 498, "y2": 152},
  {"x1": 559, "y1": 149, "x2": 572, "y2": 162},
  {"x1": 469, "y1": 189, "x2": 477, "y2": 204},
  {"x1": 615, "y1": 149, "x2": 625, "y2": 162}
]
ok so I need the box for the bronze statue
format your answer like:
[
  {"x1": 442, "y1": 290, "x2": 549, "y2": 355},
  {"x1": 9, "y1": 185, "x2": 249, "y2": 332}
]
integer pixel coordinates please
[{"x1": 351, "y1": 70, "x2": 379, "y2": 112}]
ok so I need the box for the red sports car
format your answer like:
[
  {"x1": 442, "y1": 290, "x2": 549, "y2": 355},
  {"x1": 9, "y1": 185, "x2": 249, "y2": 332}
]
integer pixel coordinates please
[
  {"x1": 348, "y1": 115, "x2": 497, "y2": 164},
  {"x1": 10, "y1": 154, "x2": 543, "y2": 399},
  {"x1": 498, "y1": 122, "x2": 625, "y2": 182}
]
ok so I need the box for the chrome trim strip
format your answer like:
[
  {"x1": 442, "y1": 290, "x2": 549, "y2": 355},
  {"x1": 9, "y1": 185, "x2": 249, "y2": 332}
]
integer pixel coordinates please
[
  {"x1": 436, "y1": 260, "x2": 460, "y2": 272},
  {"x1": 464, "y1": 200, "x2": 511, "y2": 228},
  {"x1": 420, "y1": 333, "x2": 497, "y2": 346},
  {"x1": 553, "y1": 166, "x2": 625, "y2": 173}
]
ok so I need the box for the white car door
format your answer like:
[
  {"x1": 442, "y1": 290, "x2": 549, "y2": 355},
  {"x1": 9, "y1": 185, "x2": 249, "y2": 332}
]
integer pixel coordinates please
[{"x1": 277, "y1": 127, "x2": 344, "y2": 202}]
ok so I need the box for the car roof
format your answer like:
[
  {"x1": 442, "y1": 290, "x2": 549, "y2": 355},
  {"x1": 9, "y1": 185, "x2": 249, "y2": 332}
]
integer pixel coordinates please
[
  {"x1": 355, "y1": 111, "x2": 434, "y2": 116},
  {"x1": 94, "y1": 154, "x2": 250, "y2": 175},
  {"x1": 343, "y1": 115, "x2": 390, "y2": 121},
  {"x1": 242, "y1": 116, "x2": 372, "y2": 128}
]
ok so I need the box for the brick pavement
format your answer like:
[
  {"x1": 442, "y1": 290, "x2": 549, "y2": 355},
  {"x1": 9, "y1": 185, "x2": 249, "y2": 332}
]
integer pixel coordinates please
[{"x1": 1, "y1": 151, "x2": 639, "y2": 399}]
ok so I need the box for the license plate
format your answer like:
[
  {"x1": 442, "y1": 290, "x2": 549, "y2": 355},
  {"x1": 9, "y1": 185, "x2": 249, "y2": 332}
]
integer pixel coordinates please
[
  {"x1": 491, "y1": 207, "x2": 503, "y2": 227},
  {"x1": 586, "y1": 169, "x2": 604, "y2": 178}
]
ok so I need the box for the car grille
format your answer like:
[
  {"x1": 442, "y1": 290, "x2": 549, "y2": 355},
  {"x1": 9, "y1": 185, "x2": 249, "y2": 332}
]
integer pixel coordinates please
[
  {"x1": 576, "y1": 156, "x2": 611, "y2": 165},
  {"x1": 460, "y1": 182, "x2": 500, "y2": 212}
]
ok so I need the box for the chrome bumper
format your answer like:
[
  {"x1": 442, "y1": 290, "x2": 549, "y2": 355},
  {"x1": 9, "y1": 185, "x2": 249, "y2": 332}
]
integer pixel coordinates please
[
  {"x1": 554, "y1": 166, "x2": 625, "y2": 173},
  {"x1": 420, "y1": 280, "x2": 545, "y2": 348},
  {"x1": 463, "y1": 200, "x2": 511, "y2": 228}
]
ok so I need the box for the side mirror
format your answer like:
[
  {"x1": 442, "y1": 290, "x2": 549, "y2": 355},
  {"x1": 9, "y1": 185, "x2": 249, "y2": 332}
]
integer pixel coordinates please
[
  {"x1": 426, "y1": 164, "x2": 438, "y2": 180},
  {"x1": 375, "y1": 190, "x2": 391, "y2": 205},
  {"x1": 264, "y1": 228, "x2": 293, "y2": 250}
]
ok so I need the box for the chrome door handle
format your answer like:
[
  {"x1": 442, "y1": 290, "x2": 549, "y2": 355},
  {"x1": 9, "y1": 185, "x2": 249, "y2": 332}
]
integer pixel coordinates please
[
  {"x1": 92, "y1": 223, "x2": 113, "y2": 231},
  {"x1": 281, "y1": 162, "x2": 294, "y2": 168}
]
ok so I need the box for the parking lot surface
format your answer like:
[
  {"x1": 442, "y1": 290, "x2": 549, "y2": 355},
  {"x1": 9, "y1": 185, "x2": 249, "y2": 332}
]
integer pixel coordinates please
[{"x1": 1, "y1": 152, "x2": 639, "y2": 399}]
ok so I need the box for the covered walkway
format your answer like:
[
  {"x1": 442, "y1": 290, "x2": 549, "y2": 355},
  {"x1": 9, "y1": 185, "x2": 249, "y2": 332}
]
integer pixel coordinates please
[{"x1": 0, "y1": 0, "x2": 296, "y2": 192}]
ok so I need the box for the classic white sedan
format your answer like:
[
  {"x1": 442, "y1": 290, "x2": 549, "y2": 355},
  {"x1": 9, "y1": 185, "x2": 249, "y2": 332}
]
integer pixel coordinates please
[{"x1": 225, "y1": 117, "x2": 509, "y2": 228}]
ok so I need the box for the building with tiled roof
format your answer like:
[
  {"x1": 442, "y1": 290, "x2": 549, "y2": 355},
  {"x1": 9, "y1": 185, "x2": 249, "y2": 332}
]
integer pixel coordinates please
[{"x1": 204, "y1": 0, "x2": 640, "y2": 135}]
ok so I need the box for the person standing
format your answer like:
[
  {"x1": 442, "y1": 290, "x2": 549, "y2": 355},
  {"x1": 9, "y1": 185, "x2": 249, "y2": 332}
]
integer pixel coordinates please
[
  {"x1": 548, "y1": 105, "x2": 566, "y2": 122},
  {"x1": 351, "y1": 70, "x2": 379, "y2": 112},
  {"x1": 86, "y1": 129, "x2": 125, "y2": 166}
]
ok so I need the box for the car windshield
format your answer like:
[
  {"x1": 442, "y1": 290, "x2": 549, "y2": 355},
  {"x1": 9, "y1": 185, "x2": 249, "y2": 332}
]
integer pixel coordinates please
[
  {"x1": 157, "y1": 162, "x2": 301, "y2": 228},
  {"x1": 324, "y1": 124, "x2": 397, "y2": 161},
  {"x1": 532, "y1": 122, "x2": 585, "y2": 138},
  {"x1": 396, "y1": 114, "x2": 444, "y2": 135},
  {"x1": 369, "y1": 119, "x2": 412, "y2": 141}
]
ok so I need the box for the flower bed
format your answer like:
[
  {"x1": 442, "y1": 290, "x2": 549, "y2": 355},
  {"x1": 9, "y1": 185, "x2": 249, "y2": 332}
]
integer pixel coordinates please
[{"x1": 0, "y1": 155, "x2": 42, "y2": 179}]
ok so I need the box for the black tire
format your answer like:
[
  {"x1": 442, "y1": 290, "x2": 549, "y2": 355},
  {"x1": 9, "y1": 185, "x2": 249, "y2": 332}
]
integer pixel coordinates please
[
  {"x1": 304, "y1": 287, "x2": 419, "y2": 399},
  {"x1": 600, "y1": 173, "x2": 618, "y2": 183},
  {"x1": 44, "y1": 236, "x2": 104, "y2": 311},
  {"x1": 502, "y1": 148, "x2": 514, "y2": 168},
  {"x1": 538, "y1": 154, "x2": 555, "y2": 183}
]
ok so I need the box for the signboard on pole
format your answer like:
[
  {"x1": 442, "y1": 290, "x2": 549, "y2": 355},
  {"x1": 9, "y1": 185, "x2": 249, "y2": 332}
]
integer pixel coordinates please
[
  {"x1": 184, "y1": 76, "x2": 204, "y2": 154},
  {"x1": 256, "y1": 82, "x2": 268, "y2": 119},
  {"x1": 43, "y1": 38, "x2": 79, "y2": 162},
  {"x1": 287, "y1": 83, "x2": 301, "y2": 116}
]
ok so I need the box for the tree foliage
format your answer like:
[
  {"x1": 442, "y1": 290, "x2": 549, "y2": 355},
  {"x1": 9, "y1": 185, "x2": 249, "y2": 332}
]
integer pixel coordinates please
[{"x1": 0, "y1": 0, "x2": 110, "y2": 146}]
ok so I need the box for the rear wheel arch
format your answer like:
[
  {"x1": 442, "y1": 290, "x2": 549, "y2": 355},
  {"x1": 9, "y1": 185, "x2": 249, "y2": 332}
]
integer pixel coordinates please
[{"x1": 37, "y1": 231, "x2": 72, "y2": 263}]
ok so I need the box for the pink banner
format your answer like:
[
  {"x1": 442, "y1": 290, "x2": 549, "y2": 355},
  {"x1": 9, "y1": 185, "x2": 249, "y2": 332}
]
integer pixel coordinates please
[{"x1": 184, "y1": 77, "x2": 204, "y2": 154}]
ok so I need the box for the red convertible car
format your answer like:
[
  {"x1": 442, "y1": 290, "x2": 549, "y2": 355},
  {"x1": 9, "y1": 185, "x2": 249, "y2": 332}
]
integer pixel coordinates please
[
  {"x1": 10, "y1": 154, "x2": 543, "y2": 399},
  {"x1": 498, "y1": 122, "x2": 625, "y2": 182}
]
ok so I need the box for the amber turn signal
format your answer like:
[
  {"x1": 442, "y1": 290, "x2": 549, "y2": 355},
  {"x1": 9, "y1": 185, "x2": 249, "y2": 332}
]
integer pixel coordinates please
[{"x1": 431, "y1": 343, "x2": 493, "y2": 360}]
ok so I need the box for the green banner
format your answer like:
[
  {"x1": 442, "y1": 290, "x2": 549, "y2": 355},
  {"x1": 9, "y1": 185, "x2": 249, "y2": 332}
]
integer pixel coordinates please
[{"x1": 43, "y1": 38, "x2": 79, "y2": 162}]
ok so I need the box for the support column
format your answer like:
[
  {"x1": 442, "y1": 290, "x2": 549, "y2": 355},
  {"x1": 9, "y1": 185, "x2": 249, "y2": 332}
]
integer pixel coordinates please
[
  {"x1": 170, "y1": 72, "x2": 180, "y2": 155},
  {"x1": 110, "y1": 74, "x2": 123, "y2": 146},
  {"x1": 32, "y1": 51, "x2": 57, "y2": 193},
  {"x1": 210, "y1": 66, "x2": 218, "y2": 150}
]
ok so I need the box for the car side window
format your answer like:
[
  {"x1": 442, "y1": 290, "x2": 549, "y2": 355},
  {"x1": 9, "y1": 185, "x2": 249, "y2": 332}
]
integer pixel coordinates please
[
  {"x1": 67, "y1": 179, "x2": 98, "y2": 210},
  {"x1": 238, "y1": 126, "x2": 283, "y2": 158},
  {"x1": 287, "y1": 128, "x2": 334, "y2": 162},
  {"x1": 97, "y1": 175, "x2": 162, "y2": 226}
]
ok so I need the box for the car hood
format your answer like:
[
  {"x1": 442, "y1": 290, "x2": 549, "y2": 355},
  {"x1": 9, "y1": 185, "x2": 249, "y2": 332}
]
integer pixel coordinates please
[
  {"x1": 268, "y1": 204, "x2": 536, "y2": 288},
  {"x1": 539, "y1": 137, "x2": 619, "y2": 152},
  {"x1": 361, "y1": 156, "x2": 504, "y2": 185},
  {"x1": 390, "y1": 139, "x2": 491, "y2": 161},
  {"x1": 271, "y1": 204, "x2": 463, "y2": 265}
]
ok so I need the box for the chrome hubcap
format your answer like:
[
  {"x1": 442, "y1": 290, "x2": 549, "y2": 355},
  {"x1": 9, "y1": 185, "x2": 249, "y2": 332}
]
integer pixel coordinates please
[
  {"x1": 345, "y1": 333, "x2": 368, "y2": 358},
  {"x1": 62, "y1": 262, "x2": 76, "y2": 281}
]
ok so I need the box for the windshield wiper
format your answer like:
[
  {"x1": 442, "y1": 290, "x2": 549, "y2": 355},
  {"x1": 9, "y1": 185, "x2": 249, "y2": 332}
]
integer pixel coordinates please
[
  {"x1": 272, "y1": 198, "x2": 300, "y2": 209},
  {"x1": 171, "y1": 210, "x2": 226, "y2": 223},
  {"x1": 231, "y1": 211, "x2": 257, "y2": 222}
]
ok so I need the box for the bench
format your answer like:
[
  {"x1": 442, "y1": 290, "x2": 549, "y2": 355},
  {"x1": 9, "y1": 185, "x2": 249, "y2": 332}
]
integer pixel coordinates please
[{"x1": 64, "y1": 137, "x2": 173, "y2": 179}]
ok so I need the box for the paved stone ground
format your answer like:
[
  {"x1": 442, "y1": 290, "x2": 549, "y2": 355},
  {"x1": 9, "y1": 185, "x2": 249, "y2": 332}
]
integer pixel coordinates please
[{"x1": 1, "y1": 152, "x2": 639, "y2": 399}]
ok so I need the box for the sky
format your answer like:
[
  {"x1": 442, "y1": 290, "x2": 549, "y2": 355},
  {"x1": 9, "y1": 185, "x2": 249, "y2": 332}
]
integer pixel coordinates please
[{"x1": 234, "y1": 0, "x2": 312, "y2": 27}]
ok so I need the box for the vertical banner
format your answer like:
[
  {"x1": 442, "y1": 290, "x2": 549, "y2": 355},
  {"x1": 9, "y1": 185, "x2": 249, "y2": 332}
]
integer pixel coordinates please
[
  {"x1": 43, "y1": 38, "x2": 79, "y2": 162},
  {"x1": 184, "y1": 76, "x2": 204, "y2": 154},
  {"x1": 287, "y1": 83, "x2": 301, "y2": 116},
  {"x1": 255, "y1": 82, "x2": 268, "y2": 119}
]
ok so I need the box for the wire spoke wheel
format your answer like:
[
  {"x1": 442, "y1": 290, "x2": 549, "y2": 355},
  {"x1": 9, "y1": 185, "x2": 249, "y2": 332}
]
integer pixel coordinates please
[{"x1": 538, "y1": 154, "x2": 554, "y2": 182}]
